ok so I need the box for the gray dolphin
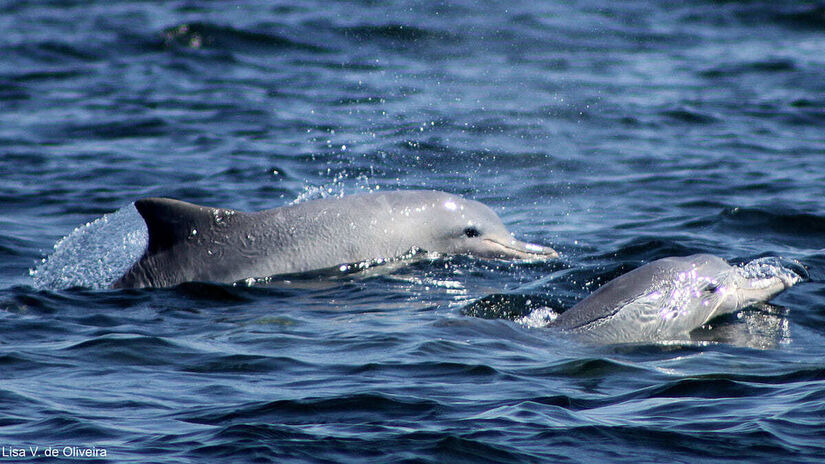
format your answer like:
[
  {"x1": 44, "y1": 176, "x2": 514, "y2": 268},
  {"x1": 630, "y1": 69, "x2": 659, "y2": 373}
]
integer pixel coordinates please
[
  {"x1": 553, "y1": 254, "x2": 801, "y2": 344},
  {"x1": 113, "y1": 190, "x2": 558, "y2": 288}
]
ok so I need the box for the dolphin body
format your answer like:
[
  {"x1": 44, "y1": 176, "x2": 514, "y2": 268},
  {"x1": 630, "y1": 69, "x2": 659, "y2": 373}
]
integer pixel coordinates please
[
  {"x1": 113, "y1": 190, "x2": 558, "y2": 288},
  {"x1": 553, "y1": 254, "x2": 801, "y2": 344}
]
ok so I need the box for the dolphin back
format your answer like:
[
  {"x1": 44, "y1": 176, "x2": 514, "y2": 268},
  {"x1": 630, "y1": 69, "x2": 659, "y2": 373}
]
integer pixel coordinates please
[
  {"x1": 136, "y1": 198, "x2": 221, "y2": 255},
  {"x1": 111, "y1": 192, "x2": 444, "y2": 288},
  {"x1": 112, "y1": 198, "x2": 248, "y2": 288}
]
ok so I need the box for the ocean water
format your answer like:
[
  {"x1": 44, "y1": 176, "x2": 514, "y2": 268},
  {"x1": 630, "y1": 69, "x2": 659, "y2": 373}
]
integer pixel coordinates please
[{"x1": 2, "y1": 0, "x2": 825, "y2": 462}]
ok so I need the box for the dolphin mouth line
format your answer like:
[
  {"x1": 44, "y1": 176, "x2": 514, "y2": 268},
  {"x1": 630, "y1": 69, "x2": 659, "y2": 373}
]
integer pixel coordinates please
[{"x1": 482, "y1": 238, "x2": 559, "y2": 260}]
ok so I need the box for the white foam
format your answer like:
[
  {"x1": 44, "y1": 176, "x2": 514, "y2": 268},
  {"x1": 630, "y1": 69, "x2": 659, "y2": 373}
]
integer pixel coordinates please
[
  {"x1": 516, "y1": 306, "x2": 560, "y2": 328},
  {"x1": 736, "y1": 257, "x2": 804, "y2": 287}
]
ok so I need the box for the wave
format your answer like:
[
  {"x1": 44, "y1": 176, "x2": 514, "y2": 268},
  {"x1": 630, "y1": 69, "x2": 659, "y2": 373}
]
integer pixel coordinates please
[
  {"x1": 57, "y1": 117, "x2": 169, "y2": 140},
  {"x1": 717, "y1": 207, "x2": 825, "y2": 247},
  {"x1": 160, "y1": 22, "x2": 330, "y2": 53},
  {"x1": 735, "y1": 3, "x2": 825, "y2": 31},
  {"x1": 659, "y1": 106, "x2": 720, "y2": 125},
  {"x1": 338, "y1": 24, "x2": 436, "y2": 42},
  {"x1": 162, "y1": 362, "x2": 825, "y2": 462},
  {"x1": 700, "y1": 58, "x2": 798, "y2": 78}
]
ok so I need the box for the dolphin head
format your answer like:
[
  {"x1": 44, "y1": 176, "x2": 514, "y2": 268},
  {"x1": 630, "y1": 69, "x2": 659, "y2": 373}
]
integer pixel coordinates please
[
  {"x1": 705, "y1": 256, "x2": 803, "y2": 320},
  {"x1": 384, "y1": 191, "x2": 558, "y2": 261},
  {"x1": 559, "y1": 254, "x2": 804, "y2": 344}
]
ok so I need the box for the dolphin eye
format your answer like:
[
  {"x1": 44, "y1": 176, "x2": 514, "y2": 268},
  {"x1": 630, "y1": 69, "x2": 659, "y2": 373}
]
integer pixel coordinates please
[{"x1": 463, "y1": 227, "x2": 480, "y2": 238}]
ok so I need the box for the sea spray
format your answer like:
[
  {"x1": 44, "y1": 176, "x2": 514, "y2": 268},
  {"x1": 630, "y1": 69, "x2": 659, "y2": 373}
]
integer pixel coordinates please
[{"x1": 30, "y1": 204, "x2": 148, "y2": 290}]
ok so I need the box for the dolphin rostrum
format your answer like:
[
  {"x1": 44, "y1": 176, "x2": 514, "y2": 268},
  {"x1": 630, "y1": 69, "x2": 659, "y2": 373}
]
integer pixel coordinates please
[{"x1": 113, "y1": 190, "x2": 558, "y2": 288}]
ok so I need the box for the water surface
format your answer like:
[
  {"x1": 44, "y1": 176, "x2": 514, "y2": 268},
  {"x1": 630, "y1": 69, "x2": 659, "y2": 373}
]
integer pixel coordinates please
[{"x1": 2, "y1": 0, "x2": 825, "y2": 462}]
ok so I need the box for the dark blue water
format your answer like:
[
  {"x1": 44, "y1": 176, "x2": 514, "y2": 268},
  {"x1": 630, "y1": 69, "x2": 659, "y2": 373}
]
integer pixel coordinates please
[{"x1": 3, "y1": 0, "x2": 825, "y2": 462}]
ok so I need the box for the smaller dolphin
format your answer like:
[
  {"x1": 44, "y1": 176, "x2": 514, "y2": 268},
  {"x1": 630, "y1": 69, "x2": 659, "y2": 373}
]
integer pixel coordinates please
[
  {"x1": 113, "y1": 190, "x2": 558, "y2": 288},
  {"x1": 553, "y1": 254, "x2": 802, "y2": 344}
]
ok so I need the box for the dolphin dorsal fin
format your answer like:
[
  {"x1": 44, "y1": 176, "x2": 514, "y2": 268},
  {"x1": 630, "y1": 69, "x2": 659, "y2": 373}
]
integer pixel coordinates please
[{"x1": 134, "y1": 198, "x2": 225, "y2": 254}]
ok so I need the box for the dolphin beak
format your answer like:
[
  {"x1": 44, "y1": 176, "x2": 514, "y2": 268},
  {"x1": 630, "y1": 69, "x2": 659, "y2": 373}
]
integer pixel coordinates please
[
  {"x1": 729, "y1": 261, "x2": 804, "y2": 309},
  {"x1": 481, "y1": 237, "x2": 559, "y2": 261}
]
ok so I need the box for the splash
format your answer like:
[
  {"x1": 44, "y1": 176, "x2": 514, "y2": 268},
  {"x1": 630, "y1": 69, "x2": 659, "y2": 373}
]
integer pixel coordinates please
[
  {"x1": 735, "y1": 256, "x2": 806, "y2": 288},
  {"x1": 30, "y1": 204, "x2": 148, "y2": 290},
  {"x1": 516, "y1": 305, "x2": 560, "y2": 328},
  {"x1": 291, "y1": 172, "x2": 380, "y2": 205}
]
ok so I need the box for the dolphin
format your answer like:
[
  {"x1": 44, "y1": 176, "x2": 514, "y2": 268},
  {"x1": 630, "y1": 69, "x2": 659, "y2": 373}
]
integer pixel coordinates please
[
  {"x1": 552, "y1": 254, "x2": 802, "y2": 344},
  {"x1": 112, "y1": 190, "x2": 558, "y2": 288}
]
